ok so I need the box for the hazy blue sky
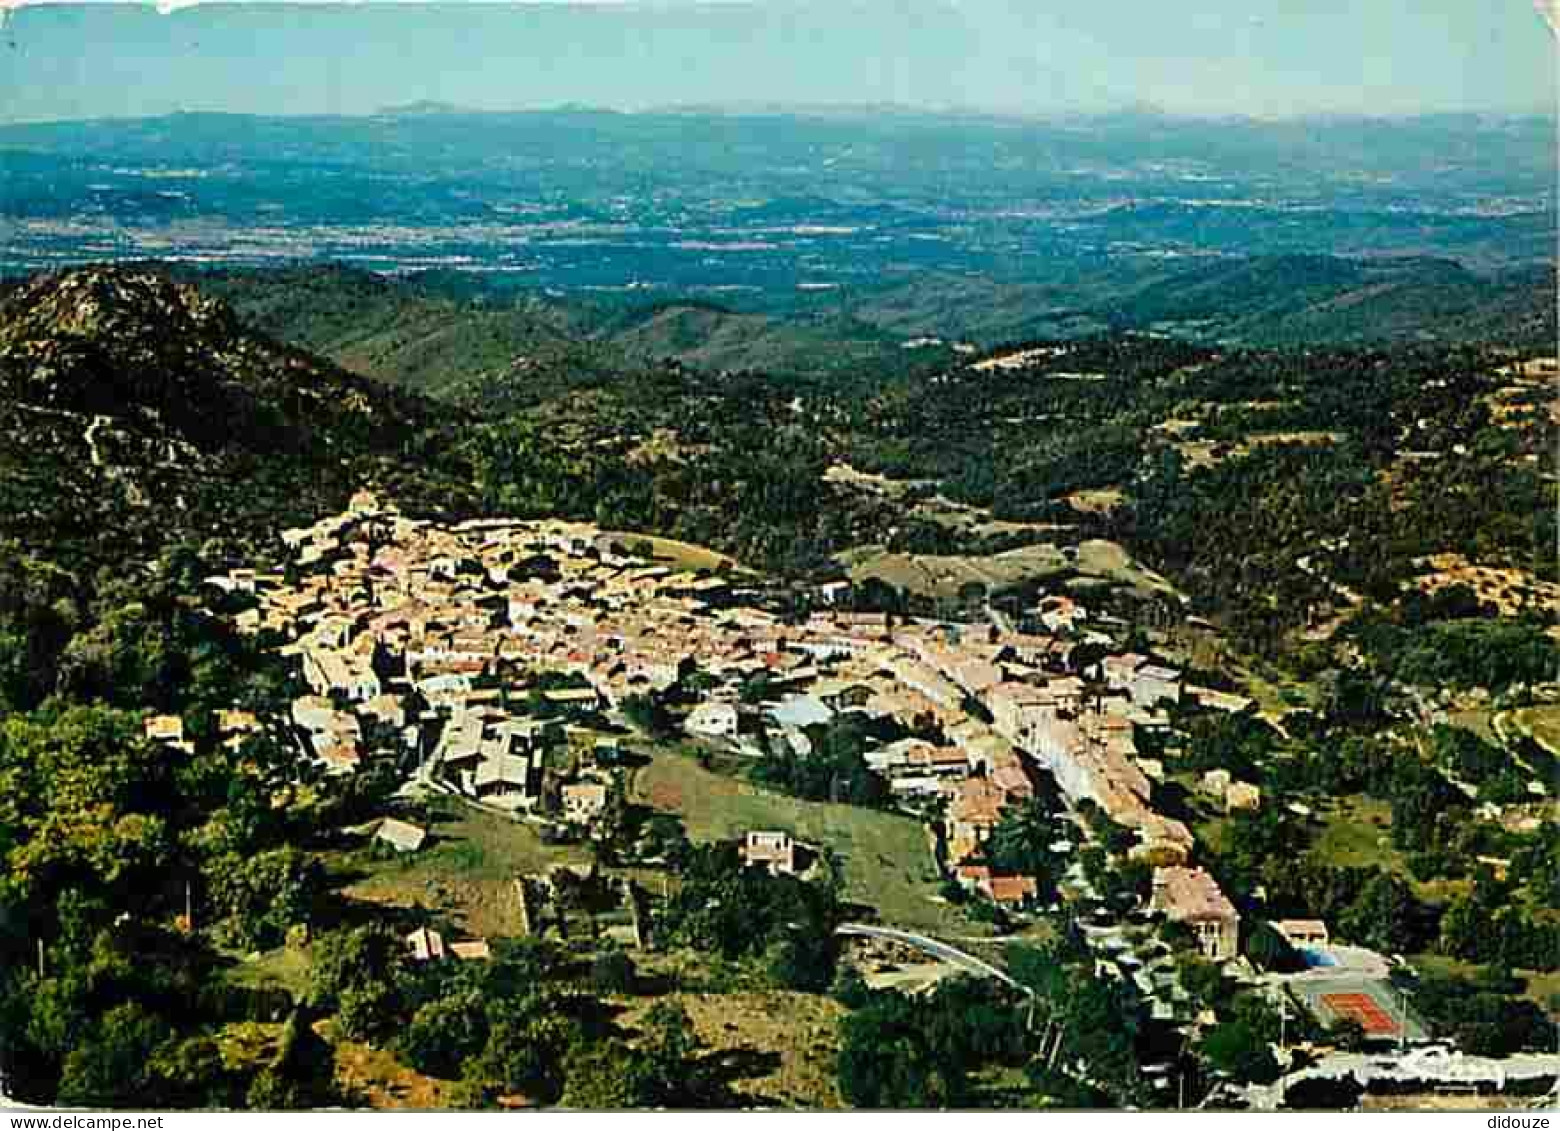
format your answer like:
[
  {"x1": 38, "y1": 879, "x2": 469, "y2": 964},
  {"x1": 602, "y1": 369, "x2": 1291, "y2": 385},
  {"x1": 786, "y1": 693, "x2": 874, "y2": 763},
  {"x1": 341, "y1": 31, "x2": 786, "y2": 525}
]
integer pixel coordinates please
[{"x1": 0, "y1": 0, "x2": 1554, "y2": 122}]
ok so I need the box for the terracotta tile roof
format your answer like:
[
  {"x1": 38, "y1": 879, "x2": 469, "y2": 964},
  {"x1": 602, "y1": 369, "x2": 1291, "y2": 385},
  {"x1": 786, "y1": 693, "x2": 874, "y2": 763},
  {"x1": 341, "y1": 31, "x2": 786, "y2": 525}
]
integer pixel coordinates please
[
  {"x1": 1152, "y1": 866, "x2": 1237, "y2": 923},
  {"x1": 982, "y1": 875, "x2": 1039, "y2": 904},
  {"x1": 949, "y1": 777, "x2": 1008, "y2": 826}
]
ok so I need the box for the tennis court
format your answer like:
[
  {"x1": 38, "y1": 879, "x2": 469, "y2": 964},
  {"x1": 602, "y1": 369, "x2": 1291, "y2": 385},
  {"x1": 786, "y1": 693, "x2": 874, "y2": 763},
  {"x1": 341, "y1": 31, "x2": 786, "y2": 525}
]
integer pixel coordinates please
[
  {"x1": 1292, "y1": 975, "x2": 1429, "y2": 1043},
  {"x1": 1320, "y1": 991, "x2": 1399, "y2": 1036}
]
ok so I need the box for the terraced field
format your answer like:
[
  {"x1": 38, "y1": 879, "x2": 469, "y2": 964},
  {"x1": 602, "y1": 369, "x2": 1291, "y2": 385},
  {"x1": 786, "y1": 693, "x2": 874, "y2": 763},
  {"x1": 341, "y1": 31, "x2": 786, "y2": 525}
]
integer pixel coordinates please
[{"x1": 338, "y1": 800, "x2": 592, "y2": 939}]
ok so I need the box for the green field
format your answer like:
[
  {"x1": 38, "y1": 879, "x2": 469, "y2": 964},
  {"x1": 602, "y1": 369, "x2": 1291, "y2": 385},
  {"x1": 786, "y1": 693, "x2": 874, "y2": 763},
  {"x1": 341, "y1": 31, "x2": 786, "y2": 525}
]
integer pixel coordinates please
[
  {"x1": 1308, "y1": 796, "x2": 1475, "y2": 904},
  {"x1": 1311, "y1": 795, "x2": 1403, "y2": 872},
  {"x1": 338, "y1": 799, "x2": 591, "y2": 939},
  {"x1": 839, "y1": 536, "x2": 1178, "y2": 603},
  {"x1": 631, "y1": 749, "x2": 967, "y2": 935},
  {"x1": 1073, "y1": 539, "x2": 1182, "y2": 599},
  {"x1": 839, "y1": 543, "x2": 1071, "y2": 601},
  {"x1": 601, "y1": 531, "x2": 738, "y2": 572}
]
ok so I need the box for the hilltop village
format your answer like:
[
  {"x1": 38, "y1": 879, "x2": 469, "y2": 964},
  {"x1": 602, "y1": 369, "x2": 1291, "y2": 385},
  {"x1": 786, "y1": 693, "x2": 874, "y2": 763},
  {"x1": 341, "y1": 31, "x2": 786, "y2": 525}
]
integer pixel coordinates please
[
  {"x1": 0, "y1": 101, "x2": 1553, "y2": 1111},
  {"x1": 196, "y1": 492, "x2": 1262, "y2": 956},
  {"x1": 151, "y1": 486, "x2": 1560, "y2": 1109},
  {"x1": 0, "y1": 287, "x2": 1549, "y2": 1118}
]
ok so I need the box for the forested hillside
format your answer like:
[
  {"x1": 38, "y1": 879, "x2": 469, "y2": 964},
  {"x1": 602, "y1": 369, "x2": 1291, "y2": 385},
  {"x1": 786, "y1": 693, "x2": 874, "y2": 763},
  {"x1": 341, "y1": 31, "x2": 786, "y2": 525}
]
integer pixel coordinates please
[
  {"x1": 0, "y1": 268, "x2": 475, "y2": 574},
  {"x1": 181, "y1": 264, "x2": 1560, "y2": 659},
  {"x1": 191, "y1": 266, "x2": 634, "y2": 399},
  {"x1": 189, "y1": 255, "x2": 1558, "y2": 398},
  {"x1": 0, "y1": 264, "x2": 1554, "y2": 1109}
]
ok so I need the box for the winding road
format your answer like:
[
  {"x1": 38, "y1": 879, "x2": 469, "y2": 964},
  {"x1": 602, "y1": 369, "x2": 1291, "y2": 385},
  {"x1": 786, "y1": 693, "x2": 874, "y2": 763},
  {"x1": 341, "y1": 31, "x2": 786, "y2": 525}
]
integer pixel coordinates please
[{"x1": 834, "y1": 922, "x2": 1030, "y2": 995}]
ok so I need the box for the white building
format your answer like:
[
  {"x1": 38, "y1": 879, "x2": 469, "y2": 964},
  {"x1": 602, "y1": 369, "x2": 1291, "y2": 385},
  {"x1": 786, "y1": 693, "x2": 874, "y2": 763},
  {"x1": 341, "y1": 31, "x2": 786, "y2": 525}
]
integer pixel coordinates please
[{"x1": 685, "y1": 701, "x2": 740, "y2": 740}]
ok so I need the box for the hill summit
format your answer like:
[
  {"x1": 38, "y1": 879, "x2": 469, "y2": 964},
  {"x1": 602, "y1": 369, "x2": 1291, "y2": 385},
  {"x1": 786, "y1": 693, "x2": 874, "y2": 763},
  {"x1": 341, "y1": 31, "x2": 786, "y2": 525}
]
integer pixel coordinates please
[
  {"x1": 0, "y1": 266, "x2": 471, "y2": 570},
  {"x1": 0, "y1": 267, "x2": 424, "y2": 457}
]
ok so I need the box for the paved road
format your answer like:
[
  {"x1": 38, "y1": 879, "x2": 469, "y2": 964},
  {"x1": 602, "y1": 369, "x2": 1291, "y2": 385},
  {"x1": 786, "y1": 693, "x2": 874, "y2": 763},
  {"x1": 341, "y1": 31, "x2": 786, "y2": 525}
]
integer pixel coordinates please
[
  {"x1": 835, "y1": 923, "x2": 1030, "y2": 995},
  {"x1": 1246, "y1": 1048, "x2": 1560, "y2": 1110}
]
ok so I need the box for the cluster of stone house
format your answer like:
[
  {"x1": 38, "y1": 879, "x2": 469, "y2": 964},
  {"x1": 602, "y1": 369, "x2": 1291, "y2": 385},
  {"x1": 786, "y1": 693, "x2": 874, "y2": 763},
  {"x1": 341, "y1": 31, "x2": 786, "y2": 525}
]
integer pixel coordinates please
[
  {"x1": 433, "y1": 711, "x2": 559, "y2": 813},
  {"x1": 213, "y1": 492, "x2": 1240, "y2": 933},
  {"x1": 211, "y1": 495, "x2": 646, "y2": 826},
  {"x1": 1100, "y1": 653, "x2": 1184, "y2": 709},
  {"x1": 1198, "y1": 769, "x2": 1262, "y2": 813}
]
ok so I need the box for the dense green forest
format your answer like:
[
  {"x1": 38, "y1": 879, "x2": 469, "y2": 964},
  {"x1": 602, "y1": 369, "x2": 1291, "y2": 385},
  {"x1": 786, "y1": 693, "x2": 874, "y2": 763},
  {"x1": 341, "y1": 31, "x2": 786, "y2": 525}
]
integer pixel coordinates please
[{"x1": 0, "y1": 264, "x2": 1555, "y2": 1108}]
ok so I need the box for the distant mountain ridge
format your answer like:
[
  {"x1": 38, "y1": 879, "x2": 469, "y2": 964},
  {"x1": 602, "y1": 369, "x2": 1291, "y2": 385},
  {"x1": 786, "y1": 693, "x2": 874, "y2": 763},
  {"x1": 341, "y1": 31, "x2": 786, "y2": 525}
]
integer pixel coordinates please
[
  {"x1": 185, "y1": 253, "x2": 1559, "y2": 400},
  {"x1": 1092, "y1": 255, "x2": 1558, "y2": 347},
  {"x1": 373, "y1": 100, "x2": 477, "y2": 117},
  {"x1": 190, "y1": 265, "x2": 951, "y2": 395},
  {"x1": 0, "y1": 256, "x2": 1544, "y2": 581}
]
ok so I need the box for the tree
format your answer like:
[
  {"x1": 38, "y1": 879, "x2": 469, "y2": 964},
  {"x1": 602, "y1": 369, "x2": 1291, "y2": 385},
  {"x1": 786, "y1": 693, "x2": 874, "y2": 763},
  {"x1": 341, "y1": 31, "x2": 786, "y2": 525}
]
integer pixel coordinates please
[
  {"x1": 307, "y1": 924, "x2": 407, "y2": 1042},
  {"x1": 245, "y1": 1009, "x2": 339, "y2": 1111},
  {"x1": 831, "y1": 965, "x2": 872, "y2": 1009},
  {"x1": 486, "y1": 937, "x2": 559, "y2": 991},
  {"x1": 55, "y1": 1003, "x2": 174, "y2": 1108},
  {"x1": 1, "y1": 705, "x2": 176, "y2": 899},
  {"x1": 466, "y1": 1012, "x2": 575, "y2": 1105},
  {"x1": 985, "y1": 797, "x2": 1062, "y2": 901},
  {"x1": 837, "y1": 999, "x2": 963, "y2": 1109},
  {"x1": 559, "y1": 1038, "x2": 655, "y2": 1109},
  {"x1": 206, "y1": 847, "x2": 325, "y2": 950},
  {"x1": 768, "y1": 933, "x2": 836, "y2": 993},
  {"x1": 1388, "y1": 759, "x2": 1464, "y2": 854},
  {"x1": 590, "y1": 951, "x2": 637, "y2": 996},
  {"x1": 658, "y1": 843, "x2": 841, "y2": 966},
  {"x1": 1245, "y1": 921, "x2": 1304, "y2": 973},
  {"x1": 1229, "y1": 991, "x2": 1292, "y2": 1046},
  {"x1": 1200, "y1": 1020, "x2": 1280, "y2": 1085},
  {"x1": 1340, "y1": 873, "x2": 1421, "y2": 954},
  {"x1": 1177, "y1": 955, "x2": 1227, "y2": 1010},
  {"x1": 246, "y1": 1068, "x2": 311, "y2": 1111},
  {"x1": 636, "y1": 813, "x2": 690, "y2": 863},
  {"x1": 641, "y1": 1000, "x2": 711, "y2": 1105},
  {"x1": 148, "y1": 1036, "x2": 238, "y2": 1110},
  {"x1": 1437, "y1": 893, "x2": 1485, "y2": 962},
  {"x1": 401, "y1": 991, "x2": 489, "y2": 1080},
  {"x1": 0, "y1": 627, "x2": 32, "y2": 713},
  {"x1": 918, "y1": 977, "x2": 1027, "y2": 1069},
  {"x1": 831, "y1": 974, "x2": 1044, "y2": 1108},
  {"x1": 1326, "y1": 1018, "x2": 1369, "y2": 1052},
  {"x1": 751, "y1": 713, "x2": 889, "y2": 809},
  {"x1": 1512, "y1": 828, "x2": 1560, "y2": 908},
  {"x1": 622, "y1": 695, "x2": 672, "y2": 739}
]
